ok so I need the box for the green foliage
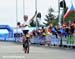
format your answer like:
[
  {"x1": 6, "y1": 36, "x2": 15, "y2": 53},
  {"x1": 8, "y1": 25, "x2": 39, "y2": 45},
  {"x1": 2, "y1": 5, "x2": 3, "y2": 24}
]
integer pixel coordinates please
[
  {"x1": 52, "y1": 17, "x2": 59, "y2": 26},
  {"x1": 64, "y1": 11, "x2": 75, "y2": 23},
  {"x1": 64, "y1": 7, "x2": 68, "y2": 14},
  {"x1": 60, "y1": 7, "x2": 75, "y2": 23}
]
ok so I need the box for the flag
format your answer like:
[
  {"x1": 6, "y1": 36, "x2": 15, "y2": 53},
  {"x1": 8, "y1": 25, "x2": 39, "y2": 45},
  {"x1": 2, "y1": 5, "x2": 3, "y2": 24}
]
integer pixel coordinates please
[{"x1": 64, "y1": 4, "x2": 75, "y2": 19}]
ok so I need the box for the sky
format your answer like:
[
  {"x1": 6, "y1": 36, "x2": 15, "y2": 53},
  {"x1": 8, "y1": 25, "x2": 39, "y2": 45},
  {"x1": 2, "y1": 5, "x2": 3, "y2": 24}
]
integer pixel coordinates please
[{"x1": 0, "y1": 0, "x2": 75, "y2": 27}]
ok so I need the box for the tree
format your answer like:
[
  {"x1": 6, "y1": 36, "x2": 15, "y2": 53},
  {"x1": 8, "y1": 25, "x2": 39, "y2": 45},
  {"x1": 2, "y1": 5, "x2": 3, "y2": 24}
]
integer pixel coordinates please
[
  {"x1": 52, "y1": 16, "x2": 59, "y2": 26},
  {"x1": 64, "y1": 11, "x2": 75, "y2": 23},
  {"x1": 44, "y1": 8, "x2": 55, "y2": 26},
  {"x1": 62, "y1": 6, "x2": 75, "y2": 23}
]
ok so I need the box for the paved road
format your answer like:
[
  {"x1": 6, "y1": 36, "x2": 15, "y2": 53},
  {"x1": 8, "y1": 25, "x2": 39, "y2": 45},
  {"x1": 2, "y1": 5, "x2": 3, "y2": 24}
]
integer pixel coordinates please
[{"x1": 0, "y1": 41, "x2": 75, "y2": 59}]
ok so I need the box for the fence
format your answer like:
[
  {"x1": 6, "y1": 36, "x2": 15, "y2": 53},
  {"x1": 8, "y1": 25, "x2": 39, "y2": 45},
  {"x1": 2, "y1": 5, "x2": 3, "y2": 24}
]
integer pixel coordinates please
[
  {"x1": 0, "y1": 32, "x2": 75, "y2": 47},
  {"x1": 31, "y1": 33, "x2": 75, "y2": 46}
]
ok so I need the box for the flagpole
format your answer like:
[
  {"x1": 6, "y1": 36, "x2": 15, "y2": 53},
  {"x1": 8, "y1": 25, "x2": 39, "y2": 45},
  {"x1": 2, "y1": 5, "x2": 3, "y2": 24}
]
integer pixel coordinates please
[
  {"x1": 16, "y1": 0, "x2": 18, "y2": 31},
  {"x1": 71, "y1": 0, "x2": 72, "y2": 5},
  {"x1": 15, "y1": 0, "x2": 18, "y2": 42},
  {"x1": 23, "y1": 0, "x2": 25, "y2": 18},
  {"x1": 35, "y1": 0, "x2": 38, "y2": 30},
  {"x1": 71, "y1": 0, "x2": 73, "y2": 6}
]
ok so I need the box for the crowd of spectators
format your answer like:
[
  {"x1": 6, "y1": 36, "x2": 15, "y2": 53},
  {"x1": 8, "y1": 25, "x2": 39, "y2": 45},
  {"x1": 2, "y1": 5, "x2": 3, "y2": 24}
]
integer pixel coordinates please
[{"x1": 29, "y1": 21, "x2": 75, "y2": 46}]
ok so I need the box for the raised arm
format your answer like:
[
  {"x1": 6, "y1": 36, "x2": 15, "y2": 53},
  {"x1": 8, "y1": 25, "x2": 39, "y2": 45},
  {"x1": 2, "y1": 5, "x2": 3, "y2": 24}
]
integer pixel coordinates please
[{"x1": 29, "y1": 11, "x2": 37, "y2": 21}]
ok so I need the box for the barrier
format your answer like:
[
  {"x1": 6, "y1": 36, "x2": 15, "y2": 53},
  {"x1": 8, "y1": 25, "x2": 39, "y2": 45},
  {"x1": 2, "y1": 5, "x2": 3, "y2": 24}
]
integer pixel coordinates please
[
  {"x1": 31, "y1": 36, "x2": 41, "y2": 44},
  {"x1": 62, "y1": 34, "x2": 75, "y2": 46},
  {"x1": 0, "y1": 25, "x2": 75, "y2": 47},
  {"x1": 49, "y1": 35, "x2": 60, "y2": 45},
  {"x1": 0, "y1": 25, "x2": 14, "y2": 41},
  {"x1": 30, "y1": 35, "x2": 60, "y2": 45},
  {"x1": 14, "y1": 33, "x2": 22, "y2": 42},
  {"x1": 30, "y1": 34, "x2": 75, "y2": 46}
]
